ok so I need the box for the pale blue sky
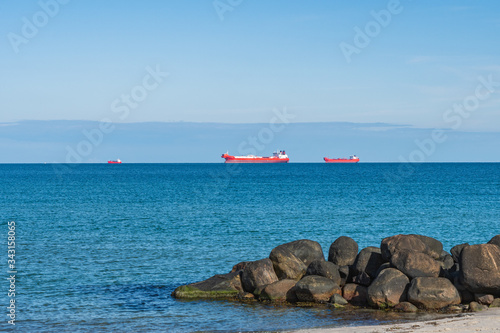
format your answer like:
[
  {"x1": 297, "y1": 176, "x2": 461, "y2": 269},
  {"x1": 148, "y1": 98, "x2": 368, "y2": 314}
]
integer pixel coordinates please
[{"x1": 1, "y1": 0, "x2": 500, "y2": 131}]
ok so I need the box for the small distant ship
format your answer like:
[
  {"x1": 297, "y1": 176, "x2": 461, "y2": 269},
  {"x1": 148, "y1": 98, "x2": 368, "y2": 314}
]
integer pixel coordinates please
[
  {"x1": 221, "y1": 150, "x2": 289, "y2": 163},
  {"x1": 108, "y1": 159, "x2": 122, "y2": 164},
  {"x1": 324, "y1": 155, "x2": 359, "y2": 163}
]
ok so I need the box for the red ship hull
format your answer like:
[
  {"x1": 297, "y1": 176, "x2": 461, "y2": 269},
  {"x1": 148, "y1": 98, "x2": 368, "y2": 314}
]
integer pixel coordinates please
[
  {"x1": 224, "y1": 157, "x2": 289, "y2": 163},
  {"x1": 108, "y1": 161, "x2": 122, "y2": 164},
  {"x1": 324, "y1": 157, "x2": 359, "y2": 163}
]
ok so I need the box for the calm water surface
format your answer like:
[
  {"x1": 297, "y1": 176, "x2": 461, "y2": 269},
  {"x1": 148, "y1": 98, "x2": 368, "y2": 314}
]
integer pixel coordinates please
[{"x1": 1, "y1": 163, "x2": 499, "y2": 332}]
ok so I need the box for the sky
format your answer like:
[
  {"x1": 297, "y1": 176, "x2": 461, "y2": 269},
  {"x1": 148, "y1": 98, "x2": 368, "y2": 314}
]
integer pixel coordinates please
[{"x1": 1, "y1": 0, "x2": 500, "y2": 131}]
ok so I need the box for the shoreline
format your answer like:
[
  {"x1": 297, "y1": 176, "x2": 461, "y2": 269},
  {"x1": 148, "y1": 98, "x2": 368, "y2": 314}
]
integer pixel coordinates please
[{"x1": 293, "y1": 308, "x2": 500, "y2": 333}]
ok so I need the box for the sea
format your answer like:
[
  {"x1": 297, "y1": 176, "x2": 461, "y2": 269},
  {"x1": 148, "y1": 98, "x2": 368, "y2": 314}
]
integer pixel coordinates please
[{"x1": 1, "y1": 163, "x2": 499, "y2": 332}]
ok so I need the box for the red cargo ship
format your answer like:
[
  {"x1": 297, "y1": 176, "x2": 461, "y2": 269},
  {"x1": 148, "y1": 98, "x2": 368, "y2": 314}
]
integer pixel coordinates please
[
  {"x1": 221, "y1": 150, "x2": 289, "y2": 163},
  {"x1": 324, "y1": 155, "x2": 359, "y2": 163},
  {"x1": 108, "y1": 159, "x2": 122, "y2": 164}
]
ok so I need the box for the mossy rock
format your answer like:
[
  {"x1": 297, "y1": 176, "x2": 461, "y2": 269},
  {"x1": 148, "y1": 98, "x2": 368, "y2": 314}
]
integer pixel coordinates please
[{"x1": 172, "y1": 272, "x2": 242, "y2": 299}]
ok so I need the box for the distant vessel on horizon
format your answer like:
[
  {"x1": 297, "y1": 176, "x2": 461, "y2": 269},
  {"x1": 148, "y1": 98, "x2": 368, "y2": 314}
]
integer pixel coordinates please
[
  {"x1": 108, "y1": 159, "x2": 122, "y2": 164},
  {"x1": 221, "y1": 150, "x2": 289, "y2": 163},
  {"x1": 324, "y1": 155, "x2": 359, "y2": 163}
]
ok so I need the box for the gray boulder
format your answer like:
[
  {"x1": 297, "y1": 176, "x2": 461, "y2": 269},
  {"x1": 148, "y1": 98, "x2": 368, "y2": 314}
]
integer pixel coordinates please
[
  {"x1": 306, "y1": 260, "x2": 341, "y2": 286},
  {"x1": 461, "y1": 244, "x2": 500, "y2": 294},
  {"x1": 295, "y1": 275, "x2": 341, "y2": 303},
  {"x1": 260, "y1": 279, "x2": 297, "y2": 302},
  {"x1": 367, "y1": 268, "x2": 410, "y2": 308},
  {"x1": 241, "y1": 258, "x2": 278, "y2": 294},
  {"x1": 410, "y1": 234, "x2": 443, "y2": 259},
  {"x1": 488, "y1": 235, "x2": 500, "y2": 247},
  {"x1": 354, "y1": 246, "x2": 384, "y2": 279},
  {"x1": 276, "y1": 239, "x2": 325, "y2": 267},
  {"x1": 390, "y1": 250, "x2": 441, "y2": 279},
  {"x1": 172, "y1": 272, "x2": 243, "y2": 299},
  {"x1": 450, "y1": 243, "x2": 469, "y2": 263},
  {"x1": 394, "y1": 301, "x2": 418, "y2": 312},
  {"x1": 407, "y1": 277, "x2": 461, "y2": 309},
  {"x1": 381, "y1": 234, "x2": 435, "y2": 261},
  {"x1": 269, "y1": 246, "x2": 307, "y2": 281},
  {"x1": 328, "y1": 236, "x2": 358, "y2": 266}
]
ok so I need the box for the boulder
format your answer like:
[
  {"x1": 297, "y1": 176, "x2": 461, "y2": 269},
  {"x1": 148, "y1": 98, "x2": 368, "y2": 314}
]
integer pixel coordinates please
[
  {"x1": 439, "y1": 253, "x2": 455, "y2": 271},
  {"x1": 469, "y1": 301, "x2": 488, "y2": 312},
  {"x1": 367, "y1": 268, "x2": 410, "y2": 308},
  {"x1": 295, "y1": 275, "x2": 341, "y2": 303},
  {"x1": 352, "y1": 272, "x2": 371, "y2": 286},
  {"x1": 306, "y1": 260, "x2": 341, "y2": 286},
  {"x1": 381, "y1": 234, "x2": 434, "y2": 261},
  {"x1": 328, "y1": 236, "x2": 358, "y2": 266},
  {"x1": 375, "y1": 262, "x2": 392, "y2": 278},
  {"x1": 172, "y1": 272, "x2": 242, "y2": 299},
  {"x1": 241, "y1": 258, "x2": 278, "y2": 294},
  {"x1": 488, "y1": 235, "x2": 500, "y2": 247},
  {"x1": 390, "y1": 250, "x2": 441, "y2": 279},
  {"x1": 490, "y1": 298, "x2": 500, "y2": 308},
  {"x1": 330, "y1": 293, "x2": 348, "y2": 305},
  {"x1": 231, "y1": 261, "x2": 251, "y2": 273},
  {"x1": 407, "y1": 277, "x2": 461, "y2": 309},
  {"x1": 260, "y1": 279, "x2": 297, "y2": 302},
  {"x1": 450, "y1": 243, "x2": 469, "y2": 263},
  {"x1": 343, "y1": 283, "x2": 368, "y2": 305},
  {"x1": 338, "y1": 265, "x2": 351, "y2": 287},
  {"x1": 461, "y1": 244, "x2": 500, "y2": 294},
  {"x1": 475, "y1": 293, "x2": 494, "y2": 305},
  {"x1": 276, "y1": 239, "x2": 325, "y2": 267},
  {"x1": 394, "y1": 302, "x2": 418, "y2": 313},
  {"x1": 269, "y1": 246, "x2": 307, "y2": 281},
  {"x1": 410, "y1": 234, "x2": 443, "y2": 259},
  {"x1": 354, "y1": 246, "x2": 384, "y2": 279}
]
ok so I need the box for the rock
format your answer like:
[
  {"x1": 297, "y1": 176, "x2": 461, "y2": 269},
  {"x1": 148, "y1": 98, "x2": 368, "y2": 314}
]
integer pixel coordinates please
[
  {"x1": 375, "y1": 262, "x2": 392, "y2": 278},
  {"x1": 367, "y1": 268, "x2": 409, "y2": 308},
  {"x1": 295, "y1": 275, "x2": 341, "y2": 303},
  {"x1": 410, "y1": 234, "x2": 443, "y2": 259},
  {"x1": 461, "y1": 244, "x2": 500, "y2": 294},
  {"x1": 238, "y1": 292, "x2": 255, "y2": 300},
  {"x1": 338, "y1": 265, "x2": 351, "y2": 287},
  {"x1": 390, "y1": 250, "x2": 441, "y2": 279},
  {"x1": 352, "y1": 272, "x2": 371, "y2": 286},
  {"x1": 328, "y1": 236, "x2": 358, "y2": 266},
  {"x1": 381, "y1": 234, "x2": 435, "y2": 261},
  {"x1": 269, "y1": 246, "x2": 307, "y2": 281},
  {"x1": 276, "y1": 239, "x2": 325, "y2": 267},
  {"x1": 172, "y1": 272, "x2": 242, "y2": 299},
  {"x1": 469, "y1": 301, "x2": 488, "y2": 312},
  {"x1": 488, "y1": 235, "x2": 500, "y2": 247},
  {"x1": 489, "y1": 298, "x2": 500, "y2": 308},
  {"x1": 241, "y1": 258, "x2": 278, "y2": 294},
  {"x1": 439, "y1": 253, "x2": 455, "y2": 271},
  {"x1": 475, "y1": 293, "x2": 495, "y2": 305},
  {"x1": 231, "y1": 261, "x2": 251, "y2": 273},
  {"x1": 354, "y1": 246, "x2": 384, "y2": 279},
  {"x1": 394, "y1": 302, "x2": 418, "y2": 313},
  {"x1": 407, "y1": 277, "x2": 461, "y2": 310},
  {"x1": 450, "y1": 243, "x2": 469, "y2": 263},
  {"x1": 260, "y1": 279, "x2": 297, "y2": 302},
  {"x1": 306, "y1": 260, "x2": 341, "y2": 286},
  {"x1": 343, "y1": 283, "x2": 368, "y2": 305},
  {"x1": 330, "y1": 293, "x2": 348, "y2": 305}
]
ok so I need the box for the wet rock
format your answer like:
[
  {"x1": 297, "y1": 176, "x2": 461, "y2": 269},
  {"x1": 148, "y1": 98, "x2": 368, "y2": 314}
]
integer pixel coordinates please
[
  {"x1": 381, "y1": 234, "x2": 434, "y2": 261},
  {"x1": 241, "y1": 258, "x2": 278, "y2": 294},
  {"x1": 328, "y1": 236, "x2": 358, "y2": 266},
  {"x1": 295, "y1": 275, "x2": 341, "y2": 303},
  {"x1": 407, "y1": 277, "x2": 461, "y2": 310},
  {"x1": 343, "y1": 283, "x2": 368, "y2": 305},
  {"x1": 269, "y1": 246, "x2": 307, "y2": 281},
  {"x1": 390, "y1": 250, "x2": 441, "y2": 279},
  {"x1": 410, "y1": 234, "x2": 443, "y2": 259},
  {"x1": 306, "y1": 260, "x2": 341, "y2": 286},
  {"x1": 469, "y1": 301, "x2": 488, "y2": 312},
  {"x1": 277, "y1": 239, "x2": 325, "y2": 267},
  {"x1": 172, "y1": 272, "x2": 242, "y2": 299},
  {"x1": 450, "y1": 243, "x2": 469, "y2": 263},
  {"x1": 354, "y1": 246, "x2": 384, "y2": 279},
  {"x1": 367, "y1": 268, "x2": 409, "y2": 308},
  {"x1": 352, "y1": 272, "x2": 371, "y2": 286},
  {"x1": 330, "y1": 293, "x2": 348, "y2": 305},
  {"x1": 461, "y1": 244, "x2": 500, "y2": 294},
  {"x1": 488, "y1": 235, "x2": 500, "y2": 247},
  {"x1": 475, "y1": 293, "x2": 494, "y2": 305},
  {"x1": 394, "y1": 301, "x2": 418, "y2": 313},
  {"x1": 260, "y1": 279, "x2": 297, "y2": 302}
]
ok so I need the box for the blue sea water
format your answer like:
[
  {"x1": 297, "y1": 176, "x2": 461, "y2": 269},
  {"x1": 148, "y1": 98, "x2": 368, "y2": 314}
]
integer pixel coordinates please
[{"x1": 1, "y1": 163, "x2": 500, "y2": 332}]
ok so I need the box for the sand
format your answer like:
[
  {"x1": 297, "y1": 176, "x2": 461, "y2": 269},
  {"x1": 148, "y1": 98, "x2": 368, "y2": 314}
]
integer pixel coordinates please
[{"x1": 294, "y1": 308, "x2": 500, "y2": 333}]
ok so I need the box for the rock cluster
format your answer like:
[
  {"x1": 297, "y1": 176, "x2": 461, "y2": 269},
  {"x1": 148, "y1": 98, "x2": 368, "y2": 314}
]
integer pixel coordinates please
[{"x1": 172, "y1": 234, "x2": 500, "y2": 313}]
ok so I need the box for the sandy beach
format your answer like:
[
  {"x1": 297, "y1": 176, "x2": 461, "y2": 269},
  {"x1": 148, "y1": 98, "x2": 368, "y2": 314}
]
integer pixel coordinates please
[{"x1": 294, "y1": 308, "x2": 500, "y2": 333}]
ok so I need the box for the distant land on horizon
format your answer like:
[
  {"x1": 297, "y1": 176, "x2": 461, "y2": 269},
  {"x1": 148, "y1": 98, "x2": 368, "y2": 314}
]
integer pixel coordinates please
[{"x1": 1, "y1": 120, "x2": 499, "y2": 163}]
